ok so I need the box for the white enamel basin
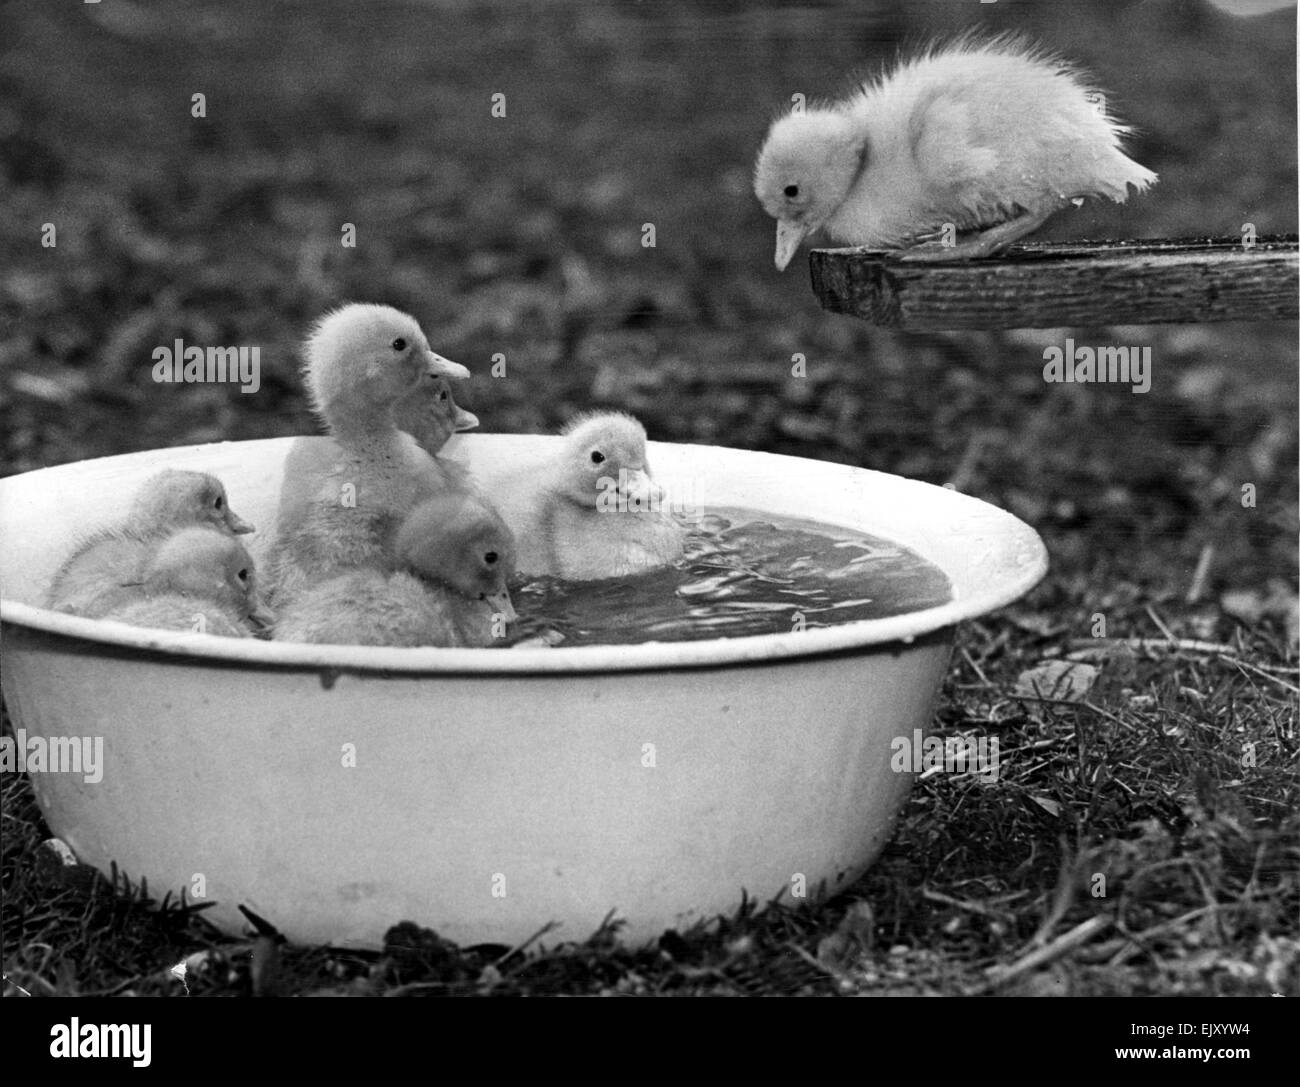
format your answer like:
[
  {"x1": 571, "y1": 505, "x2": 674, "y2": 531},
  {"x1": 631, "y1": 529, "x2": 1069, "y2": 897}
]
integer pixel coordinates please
[{"x1": 0, "y1": 436, "x2": 1046, "y2": 947}]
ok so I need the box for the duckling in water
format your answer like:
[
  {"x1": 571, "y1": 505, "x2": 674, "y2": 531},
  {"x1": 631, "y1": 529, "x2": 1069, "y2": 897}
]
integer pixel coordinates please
[
  {"x1": 754, "y1": 36, "x2": 1157, "y2": 267},
  {"x1": 265, "y1": 304, "x2": 471, "y2": 604},
  {"x1": 274, "y1": 492, "x2": 517, "y2": 647},
  {"x1": 92, "y1": 527, "x2": 272, "y2": 636},
  {"x1": 46, "y1": 469, "x2": 254, "y2": 616},
  {"x1": 478, "y1": 412, "x2": 685, "y2": 580}
]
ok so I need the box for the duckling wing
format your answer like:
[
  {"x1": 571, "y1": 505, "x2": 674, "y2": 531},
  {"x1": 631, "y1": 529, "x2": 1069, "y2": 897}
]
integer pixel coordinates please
[
  {"x1": 832, "y1": 75, "x2": 1007, "y2": 246},
  {"x1": 907, "y1": 50, "x2": 1154, "y2": 217},
  {"x1": 265, "y1": 454, "x2": 408, "y2": 606},
  {"x1": 911, "y1": 88, "x2": 1001, "y2": 190},
  {"x1": 46, "y1": 531, "x2": 152, "y2": 616}
]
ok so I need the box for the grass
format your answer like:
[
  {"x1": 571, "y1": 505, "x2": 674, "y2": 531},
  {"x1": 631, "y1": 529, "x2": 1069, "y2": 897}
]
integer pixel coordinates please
[{"x1": 1, "y1": 0, "x2": 1297, "y2": 997}]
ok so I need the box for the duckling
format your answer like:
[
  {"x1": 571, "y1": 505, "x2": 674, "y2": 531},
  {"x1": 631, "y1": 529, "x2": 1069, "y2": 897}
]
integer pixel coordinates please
[
  {"x1": 130, "y1": 469, "x2": 254, "y2": 535},
  {"x1": 46, "y1": 469, "x2": 254, "y2": 615},
  {"x1": 274, "y1": 492, "x2": 517, "y2": 647},
  {"x1": 101, "y1": 527, "x2": 269, "y2": 637},
  {"x1": 87, "y1": 527, "x2": 272, "y2": 634},
  {"x1": 264, "y1": 304, "x2": 471, "y2": 604},
  {"x1": 754, "y1": 36, "x2": 1157, "y2": 268},
  {"x1": 478, "y1": 412, "x2": 685, "y2": 580},
  {"x1": 393, "y1": 372, "x2": 479, "y2": 458},
  {"x1": 394, "y1": 491, "x2": 517, "y2": 642},
  {"x1": 301, "y1": 304, "x2": 469, "y2": 425},
  {"x1": 395, "y1": 372, "x2": 484, "y2": 499}
]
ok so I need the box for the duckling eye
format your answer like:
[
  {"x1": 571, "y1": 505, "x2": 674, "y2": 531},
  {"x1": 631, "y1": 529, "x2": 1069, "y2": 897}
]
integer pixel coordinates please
[
  {"x1": 237, "y1": 568, "x2": 249, "y2": 584},
  {"x1": 391, "y1": 337, "x2": 407, "y2": 352},
  {"x1": 214, "y1": 495, "x2": 224, "y2": 510},
  {"x1": 590, "y1": 451, "x2": 605, "y2": 465},
  {"x1": 484, "y1": 551, "x2": 498, "y2": 565},
  {"x1": 784, "y1": 184, "x2": 799, "y2": 198}
]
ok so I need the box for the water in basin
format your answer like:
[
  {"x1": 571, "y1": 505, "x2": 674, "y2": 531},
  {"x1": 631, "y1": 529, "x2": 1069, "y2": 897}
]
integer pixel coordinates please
[{"x1": 507, "y1": 507, "x2": 953, "y2": 647}]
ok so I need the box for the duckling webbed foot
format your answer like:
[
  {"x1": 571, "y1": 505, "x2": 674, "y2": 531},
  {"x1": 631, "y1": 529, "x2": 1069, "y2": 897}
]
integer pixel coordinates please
[{"x1": 893, "y1": 199, "x2": 1072, "y2": 263}]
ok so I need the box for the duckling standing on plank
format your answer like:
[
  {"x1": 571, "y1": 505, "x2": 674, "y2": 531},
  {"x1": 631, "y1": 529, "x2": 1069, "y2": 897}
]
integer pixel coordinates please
[
  {"x1": 478, "y1": 412, "x2": 686, "y2": 581},
  {"x1": 94, "y1": 526, "x2": 272, "y2": 636},
  {"x1": 45, "y1": 469, "x2": 255, "y2": 616},
  {"x1": 274, "y1": 491, "x2": 517, "y2": 648},
  {"x1": 264, "y1": 304, "x2": 471, "y2": 605},
  {"x1": 753, "y1": 36, "x2": 1157, "y2": 268}
]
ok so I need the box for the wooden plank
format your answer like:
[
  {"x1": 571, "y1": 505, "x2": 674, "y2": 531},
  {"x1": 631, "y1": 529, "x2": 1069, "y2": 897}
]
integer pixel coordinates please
[{"x1": 809, "y1": 236, "x2": 1299, "y2": 331}]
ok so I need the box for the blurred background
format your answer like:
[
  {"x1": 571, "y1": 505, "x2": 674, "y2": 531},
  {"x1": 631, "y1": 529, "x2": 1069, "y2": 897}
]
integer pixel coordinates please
[{"x1": 0, "y1": 0, "x2": 1296, "y2": 591}]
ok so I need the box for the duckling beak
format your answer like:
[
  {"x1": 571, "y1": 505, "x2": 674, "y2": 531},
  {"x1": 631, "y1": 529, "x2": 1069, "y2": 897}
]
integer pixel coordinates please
[
  {"x1": 226, "y1": 510, "x2": 255, "y2": 534},
  {"x1": 453, "y1": 406, "x2": 479, "y2": 432},
  {"x1": 621, "y1": 468, "x2": 665, "y2": 508},
  {"x1": 485, "y1": 589, "x2": 517, "y2": 624},
  {"x1": 248, "y1": 601, "x2": 276, "y2": 629},
  {"x1": 425, "y1": 349, "x2": 470, "y2": 381},
  {"x1": 774, "y1": 218, "x2": 811, "y2": 271}
]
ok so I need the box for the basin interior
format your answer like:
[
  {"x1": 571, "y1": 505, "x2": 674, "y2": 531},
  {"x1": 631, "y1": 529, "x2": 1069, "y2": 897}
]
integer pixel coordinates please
[{"x1": 0, "y1": 435, "x2": 1047, "y2": 668}]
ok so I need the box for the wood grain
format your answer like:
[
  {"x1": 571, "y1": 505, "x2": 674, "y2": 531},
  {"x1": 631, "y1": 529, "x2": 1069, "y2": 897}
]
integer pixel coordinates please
[{"x1": 809, "y1": 237, "x2": 1299, "y2": 331}]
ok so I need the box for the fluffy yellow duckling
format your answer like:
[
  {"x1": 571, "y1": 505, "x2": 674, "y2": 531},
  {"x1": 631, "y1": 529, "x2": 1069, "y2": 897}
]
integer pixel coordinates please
[
  {"x1": 274, "y1": 492, "x2": 517, "y2": 647},
  {"x1": 478, "y1": 412, "x2": 685, "y2": 580},
  {"x1": 754, "y1": 36, "x2": 1157, "y2": 267},
  {"x1": 89, "y1": 527, "x2": 272, "y2": 635},
  {"x1": 265, "y1": 304, "x2": 471, "y2": 604},
  {"x1": 45, "y1": 469, "x2": 254, "y2": 616}
]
